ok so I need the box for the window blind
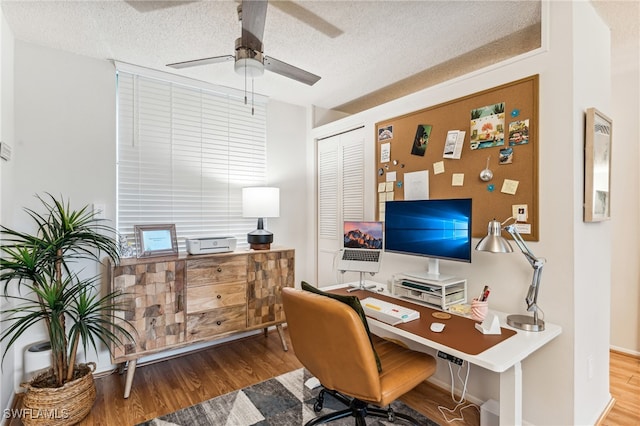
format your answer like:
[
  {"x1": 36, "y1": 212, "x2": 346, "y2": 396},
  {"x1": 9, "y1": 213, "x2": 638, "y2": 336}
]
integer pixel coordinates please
[{"x1": 116, "y1": 68, "x2": 267, "y2": 251}]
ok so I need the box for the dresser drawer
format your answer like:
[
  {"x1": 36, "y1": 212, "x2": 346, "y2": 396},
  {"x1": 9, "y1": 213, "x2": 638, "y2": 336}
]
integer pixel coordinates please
[
  {"x1": 186, "y1": 306, "x2": 247, "y2": 340},
  {"x1": 186, "y1": 255, "x2": 247, "y2": 286},
  {"x1": 186, "y1": 282, "x2": 246, "y2": 314}
]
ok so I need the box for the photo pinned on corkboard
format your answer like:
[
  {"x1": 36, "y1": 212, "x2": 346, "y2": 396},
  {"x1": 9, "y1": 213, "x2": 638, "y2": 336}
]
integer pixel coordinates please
[
  {"x1": 411, "y1": 124, "x2": 432, "y2": 156},
  {"x1": 378, "y1": 125, "x2": 393, "y2": 141},
  {"x1": 470, "y1": 102, "x2": 505, "y2": 150},
  {"x1": 499, "y1": 147, "x2": 514, "y2": 164},
  {"x1": 508, "y1": 119, "x2": 530, "y2": 146}
]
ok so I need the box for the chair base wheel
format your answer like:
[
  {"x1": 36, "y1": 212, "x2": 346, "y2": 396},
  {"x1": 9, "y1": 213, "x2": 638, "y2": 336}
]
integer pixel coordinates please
[{"x1": 305, "y1": 390, "x2": 424, "y2": 426}]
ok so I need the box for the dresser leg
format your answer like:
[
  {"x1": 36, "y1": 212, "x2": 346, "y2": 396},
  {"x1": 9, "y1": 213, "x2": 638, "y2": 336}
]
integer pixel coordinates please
[
  {"x1": 276, "y1": 324, "x2": 288, "y2": 351},
  {"x1": 124, "y1": 359, "x2": 138, "y2": 399}
]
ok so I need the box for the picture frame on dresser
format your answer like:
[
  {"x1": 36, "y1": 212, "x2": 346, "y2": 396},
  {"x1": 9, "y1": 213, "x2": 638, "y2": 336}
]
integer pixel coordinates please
[
  {"x1": 584, "y1": 107, "x2": 613, "y2": 222},
  {"x1": 134, "y1": 223, "x2": 178, "y2": 257}
]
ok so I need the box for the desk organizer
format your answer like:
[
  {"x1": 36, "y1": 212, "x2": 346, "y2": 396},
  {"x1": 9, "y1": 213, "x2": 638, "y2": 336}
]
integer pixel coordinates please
[{"x1": 392, "y1": 274, "x2": 467, "y2": 311}]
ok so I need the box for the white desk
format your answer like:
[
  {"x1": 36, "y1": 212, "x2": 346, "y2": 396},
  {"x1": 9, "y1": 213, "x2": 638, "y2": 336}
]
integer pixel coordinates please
[{"x1": 327, "y1": 283, "x2": 562, "y2": 426}]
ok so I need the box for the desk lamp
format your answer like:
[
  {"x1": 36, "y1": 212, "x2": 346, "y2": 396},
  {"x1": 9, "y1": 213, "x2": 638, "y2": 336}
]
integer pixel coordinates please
[
  {"x1": 242, "y1": 187, "x2": 279, "y2": 250},
  {"x1": 475, "y1": 218, "x2": 546, "y2": 331}
]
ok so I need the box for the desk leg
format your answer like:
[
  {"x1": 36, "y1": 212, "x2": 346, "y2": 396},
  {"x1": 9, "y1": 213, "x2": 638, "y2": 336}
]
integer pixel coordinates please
[{"x1": 499, "y1": 361, "x2": 522, "y2": 426}]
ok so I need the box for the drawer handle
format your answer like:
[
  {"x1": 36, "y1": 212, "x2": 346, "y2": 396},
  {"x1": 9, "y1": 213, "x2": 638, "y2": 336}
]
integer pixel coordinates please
[
  {"x1": 217, "y1": 267, "x2": 222, "y2": 272},
  {"x1": 217, "y1": 294, "x2": 222, "y2": 299},
  {"x1": 216, "y1": 320, "x2": 222, "y2": 326}
]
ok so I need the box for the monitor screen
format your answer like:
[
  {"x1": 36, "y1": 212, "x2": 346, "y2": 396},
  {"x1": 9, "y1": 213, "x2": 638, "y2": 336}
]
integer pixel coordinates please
[
  {"x1": 384, "y1": 198, "x2": 472, "y2": 264},
  {"x1": 343, "y1": 221, "x2": 383, "y2": 249}
]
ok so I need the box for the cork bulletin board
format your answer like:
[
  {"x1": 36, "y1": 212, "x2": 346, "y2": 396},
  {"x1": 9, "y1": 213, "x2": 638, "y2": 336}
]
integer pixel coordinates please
[{"x1": 375, "y1": 75, "x2": 539, "y2": 240}]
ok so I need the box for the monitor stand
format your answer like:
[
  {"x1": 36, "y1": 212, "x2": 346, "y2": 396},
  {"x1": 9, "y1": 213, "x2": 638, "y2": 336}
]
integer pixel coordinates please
[
  {"x1": 347, "y1": 271, "x2": 377, "y2": 292},
  {"x1": 403, "y1": 258, "x2": 452, "y2": 282}
]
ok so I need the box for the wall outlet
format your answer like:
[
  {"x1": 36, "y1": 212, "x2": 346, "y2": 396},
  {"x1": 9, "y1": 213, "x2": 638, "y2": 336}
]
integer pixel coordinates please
[{"x1": 93, "y1": 203, "x2": 106, "y2": 219}]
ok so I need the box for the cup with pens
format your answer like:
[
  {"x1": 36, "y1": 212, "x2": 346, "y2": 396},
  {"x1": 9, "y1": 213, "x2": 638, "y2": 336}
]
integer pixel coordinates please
[{"x1": 471, "y1": 285, "x2": 490, "y2": 322}]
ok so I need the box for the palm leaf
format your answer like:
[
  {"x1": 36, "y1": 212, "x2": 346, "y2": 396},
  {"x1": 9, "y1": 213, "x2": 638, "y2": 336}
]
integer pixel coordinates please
[{"x1": 0, "y1": 193, "x2": 132, "y2": 385}]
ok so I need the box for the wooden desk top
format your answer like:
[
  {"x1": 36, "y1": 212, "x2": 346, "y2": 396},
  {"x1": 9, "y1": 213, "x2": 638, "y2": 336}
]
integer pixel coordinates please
[{"x1": 330, "y1": 287, "x2": 516, "y2": 356}]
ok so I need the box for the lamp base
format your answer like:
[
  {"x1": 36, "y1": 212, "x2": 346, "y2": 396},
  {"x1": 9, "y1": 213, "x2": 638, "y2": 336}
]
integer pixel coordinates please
[
  {"x1": 249, "y1": 243, "x2": 271, "y2": 250},
  {"x1": 247, "y1": 228, "x2": 273, "y2": 251},
  {"x1": 507, "y1": 314, "x2": 545, "y2": 332}
]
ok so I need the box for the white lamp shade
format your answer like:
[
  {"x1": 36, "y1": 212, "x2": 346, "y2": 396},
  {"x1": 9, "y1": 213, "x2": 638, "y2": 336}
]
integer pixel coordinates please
[{"x1": 242, "y1": 187, "x2": 280, "y2": 218}]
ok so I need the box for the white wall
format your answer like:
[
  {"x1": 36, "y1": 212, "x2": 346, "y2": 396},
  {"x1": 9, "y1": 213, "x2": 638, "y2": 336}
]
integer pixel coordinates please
[
  {"x1": 0, "y1": 6, "x2": 16, "y2": 413},
  {"x1": 266, "y1": 99, "x2": 309, "y2": 283},
  {"x1": 572, "y1": 4, "x2": 612, "y2": 424},
  {"x1": 308, "y1": 2, "x2": 612, "y2": 424},
  {"x1": 609, "y1": 3, "x2": 640, "y2": 355},
  {"x1": 6, "y1": 40, "x2": 119, "y2": 394}
]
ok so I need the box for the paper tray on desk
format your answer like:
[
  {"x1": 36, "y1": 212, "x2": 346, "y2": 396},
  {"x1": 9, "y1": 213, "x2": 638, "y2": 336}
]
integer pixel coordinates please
[{"x1": 361, "y1": 297, "x2": 420, "y2": 325}]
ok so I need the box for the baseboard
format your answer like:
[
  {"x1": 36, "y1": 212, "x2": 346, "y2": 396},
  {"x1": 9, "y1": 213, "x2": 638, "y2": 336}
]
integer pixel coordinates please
[
  {"x1": 610, "y1": 345, "x2": 640, "y2": 358},
  {"x1": 595, "y1": 397, "x2": 616, "y2": 426}
]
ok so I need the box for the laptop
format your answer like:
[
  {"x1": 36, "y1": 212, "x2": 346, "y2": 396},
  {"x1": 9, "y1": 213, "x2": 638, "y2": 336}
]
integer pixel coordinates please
[{"x1": 337, "y1": 221, "x2": 383, "y2": 273}]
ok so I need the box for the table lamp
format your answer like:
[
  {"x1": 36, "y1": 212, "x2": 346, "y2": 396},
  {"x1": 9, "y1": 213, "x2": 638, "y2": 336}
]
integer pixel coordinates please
[
  {"x1": 242, "y1": 187, "x2": 279, "y2": 250},
  {"x1": 475, "y1": 217, "x2": 546, "y2": 331}
]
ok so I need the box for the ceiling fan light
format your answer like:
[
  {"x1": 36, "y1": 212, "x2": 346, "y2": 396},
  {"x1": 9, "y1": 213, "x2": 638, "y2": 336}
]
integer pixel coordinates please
[{"x1": 235, "y1": 57, "x2": 264, "y2": 78}]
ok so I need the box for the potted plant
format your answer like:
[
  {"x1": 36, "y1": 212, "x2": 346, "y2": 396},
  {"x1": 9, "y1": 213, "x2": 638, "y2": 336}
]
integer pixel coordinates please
[{"x1": 0, "y1": 194, "x2": 134, "y2": 425}]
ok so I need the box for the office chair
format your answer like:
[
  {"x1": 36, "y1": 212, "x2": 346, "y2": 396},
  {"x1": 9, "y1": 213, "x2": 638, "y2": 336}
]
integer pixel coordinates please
[{"x1": 282, "y1": 287, "x2": 436, "y2": 425}]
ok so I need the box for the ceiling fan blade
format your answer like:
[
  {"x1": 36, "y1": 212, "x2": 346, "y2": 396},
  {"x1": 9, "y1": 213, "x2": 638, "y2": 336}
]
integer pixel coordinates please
[
  {"x1": 241, "y1": 0, "x2": 268, "y2": 52},
  {"x1": 166, "y1": 55, "x2": 234, "y2": 69},
  {"x1": 264, "y1": 56, "x2": 321, "y2": 86},
  {"x1": 125, "y1": 1, "x2": 197, "y2": 13},
  {"x1": 269, "y1": 1, "x2": 343, "y2": 38}
]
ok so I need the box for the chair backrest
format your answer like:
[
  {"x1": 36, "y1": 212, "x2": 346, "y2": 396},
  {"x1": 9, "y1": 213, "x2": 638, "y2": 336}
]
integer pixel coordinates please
[{"x1": 282, "y1": 287, "x2": 381, "y2": 400}]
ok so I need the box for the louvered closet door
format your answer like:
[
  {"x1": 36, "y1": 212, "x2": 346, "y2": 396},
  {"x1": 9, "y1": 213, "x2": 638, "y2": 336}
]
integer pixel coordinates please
[{"x1": 317, "y1": 127, "x2": 365, "y2": 287}]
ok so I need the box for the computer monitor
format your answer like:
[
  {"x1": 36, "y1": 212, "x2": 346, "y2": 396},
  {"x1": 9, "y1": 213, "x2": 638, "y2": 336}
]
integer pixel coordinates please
[{"x1": 384, "y1": 198, "x2": 472, "y2": 281}]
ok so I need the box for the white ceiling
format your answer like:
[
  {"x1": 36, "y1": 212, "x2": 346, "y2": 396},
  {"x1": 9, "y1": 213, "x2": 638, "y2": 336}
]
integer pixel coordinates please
[{"x1": 0, "y1": 1, "x2": 636, "y2": 114}]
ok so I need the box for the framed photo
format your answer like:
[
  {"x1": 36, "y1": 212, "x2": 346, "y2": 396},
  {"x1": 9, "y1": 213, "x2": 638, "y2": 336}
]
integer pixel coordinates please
[
  {"x1": 134, "y1": 224, "x2": 178, "y2": 258},
  {"x1": 584, "y1": 107, "x2": 612, "y2": 222}
]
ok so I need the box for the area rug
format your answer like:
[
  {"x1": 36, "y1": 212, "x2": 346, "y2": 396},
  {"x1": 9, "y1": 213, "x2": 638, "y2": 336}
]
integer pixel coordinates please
[{"x1": 138, "y1": 368, "x2": 438, "y2": 425}]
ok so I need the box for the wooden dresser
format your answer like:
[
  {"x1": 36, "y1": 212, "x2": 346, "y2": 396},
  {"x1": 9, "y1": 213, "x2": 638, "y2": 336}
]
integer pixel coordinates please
[{"x1": 108, "y1": 248, "x2": 295, "y2": 398}]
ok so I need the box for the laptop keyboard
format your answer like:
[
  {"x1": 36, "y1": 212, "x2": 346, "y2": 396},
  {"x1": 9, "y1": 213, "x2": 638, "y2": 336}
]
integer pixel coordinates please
[{"x1": 342, "y1": 249, "x2": 380, "y2": 262}]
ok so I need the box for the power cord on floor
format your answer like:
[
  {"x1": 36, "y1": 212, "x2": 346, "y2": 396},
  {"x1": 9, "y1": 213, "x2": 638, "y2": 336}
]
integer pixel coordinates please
[{"x1": 437, "y1": 361, "x2": 480, "y2": 423}]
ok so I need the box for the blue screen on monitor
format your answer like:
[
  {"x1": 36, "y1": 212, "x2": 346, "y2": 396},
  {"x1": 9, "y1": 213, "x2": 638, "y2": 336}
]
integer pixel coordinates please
[{"x1": 384, "y1": 198, "x2": 472, "y2": 262}]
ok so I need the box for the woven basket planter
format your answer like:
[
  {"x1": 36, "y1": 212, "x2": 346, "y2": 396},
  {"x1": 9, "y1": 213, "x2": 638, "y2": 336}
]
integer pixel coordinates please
[{"x1": 20, "y1": 362, "x2": 96, "y2": 426}]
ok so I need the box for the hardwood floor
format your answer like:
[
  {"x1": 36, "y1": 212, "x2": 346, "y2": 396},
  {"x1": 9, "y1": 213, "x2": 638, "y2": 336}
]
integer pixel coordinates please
[
  {"x1": 599, "y1": 350, "x2": 640, "y2": 426},
  {"x1": 86, "y1": 332, "x2": 305, "y2": 425},
  {"x1": 85, "y1": 330, "x2": 480, "y2": 426},
  {"x1": 9, "y1": 331, "x2": 638, "y2": 425}
]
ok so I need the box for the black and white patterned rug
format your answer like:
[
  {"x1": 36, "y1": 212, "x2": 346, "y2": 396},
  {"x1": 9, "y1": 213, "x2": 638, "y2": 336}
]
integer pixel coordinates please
[{"x1": 138, "y1": 368, "x2": 437, "y2": 425}]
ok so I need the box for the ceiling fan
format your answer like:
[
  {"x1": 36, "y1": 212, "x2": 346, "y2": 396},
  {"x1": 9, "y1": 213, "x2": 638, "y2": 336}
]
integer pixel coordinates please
[{"x1": 166, "y1": 0, "x2": 321, "y2": 86}]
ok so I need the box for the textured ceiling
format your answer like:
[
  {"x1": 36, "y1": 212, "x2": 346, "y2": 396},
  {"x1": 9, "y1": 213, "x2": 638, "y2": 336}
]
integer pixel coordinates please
[{"x1": 0, "y1": 1, "x2": 635, "y2": 114}]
